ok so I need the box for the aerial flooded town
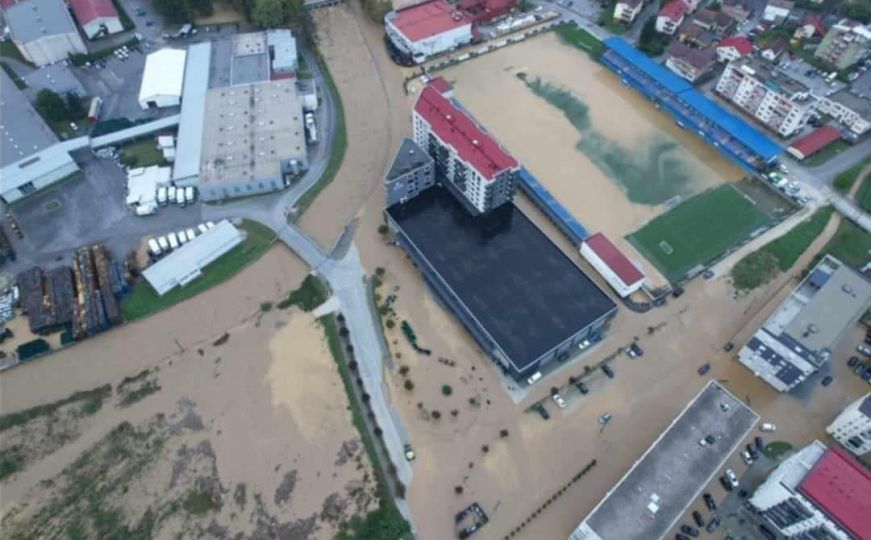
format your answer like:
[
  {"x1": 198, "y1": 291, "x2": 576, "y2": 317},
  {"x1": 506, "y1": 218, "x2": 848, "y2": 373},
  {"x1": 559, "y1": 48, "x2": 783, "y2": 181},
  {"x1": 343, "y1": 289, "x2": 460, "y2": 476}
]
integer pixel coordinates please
[{"x1": 0, "y1": 0, "x2": 870, "y2": 538}]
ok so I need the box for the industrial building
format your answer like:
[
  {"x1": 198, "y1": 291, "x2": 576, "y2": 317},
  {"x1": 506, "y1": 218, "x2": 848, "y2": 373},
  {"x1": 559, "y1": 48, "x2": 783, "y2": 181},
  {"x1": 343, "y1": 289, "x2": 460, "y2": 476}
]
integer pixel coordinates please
[
  {"x1": 143, "y1": 220, "x2": 243, "y2": 296},
  {"x1": 738, "y1": 255, "x2": 871, "y2": 392},
  {"x1": 413, "y1": 83, "x2": 519, "y2": 215},
  {"x1": 570, "y1": 381, "x2": 759, "y2": 540},
  {"x1": 581, "y1": 233, "x2": 645, "y2": 298},
  {"x1": 716, "y1": 57, "x2": 817, "y2": 137},
  {"x1": 0, "y1": 70, "x2": 59, "y2": 167},
  {"x1": 815, "y1": 19, "x2": 871, "y2": 70},
  {"x1": 827, "y1": 394, "x2": 871, "y2": 457},
  {"x1": 198, "y1": 79, "x2": 307, "y2": 202},
  {"x1": 172, "y1": 42, "x2": 211, "y2": 185},
  {"x1": 22, "y1": 63, "x2": 86, "y2": 96},
  {"x1": 126, "y1": 165, "x2": 171, "y2": 216},
  {"x1": 266, "y1": 29, "x2": 297, "y2": 74},
  {"x1": 786, "y1": 126, "x2": 842, "y2": 161},
  {"x1": 68, "y1": 0, "x2": 123, "y2": 39},
  {"x1": 384, "y1": 0, "x2": 473, "y2": 64},
  {"x1": 384, "y1": 138, "x2": 435, "y2": 207},
  {"x1": 1, "y1": 0, "x2": 87, "y2": 66},
  {"x1": 386, "y1": 186, "x2": 616, "y2": 381},
  {"x1": 600, "y1": 38, "x2": 782, "y2": 170},
  {"x1": 0, "y1": 145, "x2": 80, "y2": 204},
  {"x1": 749, "y1": 441, "x2": 870, "y2": 540},
  {"x1": 138, "y1": 48, "x2": 187, "y2": 109}
]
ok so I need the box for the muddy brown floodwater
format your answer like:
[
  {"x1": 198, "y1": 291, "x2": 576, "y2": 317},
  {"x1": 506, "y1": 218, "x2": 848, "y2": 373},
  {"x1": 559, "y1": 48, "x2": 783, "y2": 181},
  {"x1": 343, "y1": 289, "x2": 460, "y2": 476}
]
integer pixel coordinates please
[{"x1": 434, "y1": 32, "x2": 744, "y2": 283}]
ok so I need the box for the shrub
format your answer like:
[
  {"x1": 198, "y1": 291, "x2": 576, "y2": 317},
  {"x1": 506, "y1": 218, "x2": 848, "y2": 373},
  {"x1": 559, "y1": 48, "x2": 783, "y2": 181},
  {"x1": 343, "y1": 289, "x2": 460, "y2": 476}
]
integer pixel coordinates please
[
  {"x1": 500, "y1": 429, "x2": 509, "y2": 438},
  {"x1": 374, "y1": 427, "x2": 383, "y2": 437},
  {"x1": 398, "y1": 365, "x2": 410, "y2": 376},
  {"x1": 451, "y1": 409, "x2": 459, "y2": 417},
  {"x1": 346, "y1": 344, "x2": 354, "y2": 354},
  {"x1": 339, "y1": 327, "x2": 350, "y2": 337},
  {"x1": 441, "y1": 384, "x2": 453, "y2": 396},
  {"x1": 431, "y1": 410, "x2": 441, "y2": 420},
  {"x1": 385, "y1": 319, "x2": 396, "y2": 329},
  {"x1": 375, "y1": 267, "x2": 386, "y2": 277},
  {"x1": 455, "y1": 486, "x2": 463, "y2": 495},
  {"x1": 404, "y1": 380, "x2": 415, "y2": 391},
  {"x1": 378, "y1": 224, "x2": 389, "y2": 235},
  {"x1": 361, "y1": 393, "x2": 370, "y2": 402},
  {"x1": 481, "y1": 445, "x2": 489, "y2": 453},
  {"x1": 348, "y1": 361, "x2": 358, "y2": 371}
]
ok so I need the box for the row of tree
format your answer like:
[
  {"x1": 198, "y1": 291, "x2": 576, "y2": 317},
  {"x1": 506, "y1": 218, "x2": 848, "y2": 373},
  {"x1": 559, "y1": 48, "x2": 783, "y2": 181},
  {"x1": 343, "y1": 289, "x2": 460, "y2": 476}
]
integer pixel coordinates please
[
  {"x1": 35, "y1": 90, "x2": 85, "y2": 123},
  {"x1": 152, "y1": 0, "x2": 215, "y2": 24},
  {"x1": 153, "y1": 0, "x2": 308, "y2": 30}
]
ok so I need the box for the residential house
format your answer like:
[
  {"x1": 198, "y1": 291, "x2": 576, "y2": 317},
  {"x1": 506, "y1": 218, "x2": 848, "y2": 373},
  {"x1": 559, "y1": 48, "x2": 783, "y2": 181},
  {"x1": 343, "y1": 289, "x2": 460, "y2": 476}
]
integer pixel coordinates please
[
  {"x1": 716, "y1": 35, "x2": 753, "y2": 62},
  {"x1": 665, "y1": 41, "x2": 718, "y2": 82},
  {"x1": 614, "y1": 0, "x2": 645, "y2": 25},
  {"x1": 692, "y1": 8, "x2": 735, "y2": 36},
  {"x1": 760, "y1": 37, "x2": 788, "y2": 61},
  {"x1": 721, "y1": 0, "x2": 751, "y2": 25},
  {"x1": 762, "y1": 0, "x2": 793, "y2": 25},
  {"x1": 680, "y1": 24, "x2": 720, "y2": 48},
  {"x1": 656, "y1": 0, "x2": 689, "y2": 35}
]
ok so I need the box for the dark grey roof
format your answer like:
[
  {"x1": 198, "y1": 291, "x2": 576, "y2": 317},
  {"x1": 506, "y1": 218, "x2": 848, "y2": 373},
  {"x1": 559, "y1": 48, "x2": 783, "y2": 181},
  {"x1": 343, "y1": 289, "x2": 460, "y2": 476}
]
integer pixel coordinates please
[
  {"x1": 747, "y1": 336, "x2": 805, "y2": 385},
  {"x1": 860, "y1": 395, "x2": 871, "y2": 419},
  {"x1": 387, "y1": 186, "x2": 616, "y2": 372},
  {"x1": 386, "y1": 138, "x2": 431, "y2": 182},
  {"x1": 4, "y1": 0, "x2": 79, "y2": 43},
  {"x1": 0, "y1": 69, "x2": 58, "y2": 166}
]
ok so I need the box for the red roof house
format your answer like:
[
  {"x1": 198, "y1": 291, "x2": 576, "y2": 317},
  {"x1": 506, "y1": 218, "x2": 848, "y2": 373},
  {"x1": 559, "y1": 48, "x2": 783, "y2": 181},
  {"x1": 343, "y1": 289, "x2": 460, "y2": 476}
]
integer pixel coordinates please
[
  {"x1": 716, "y1": 36, "x2": 753, "y2": 62},
  {"x1": 414, "y1": 84, "x2": 517, "y2": 180},
  {"x1": 581, "y1": 233, "x2": 645, "y2": 297},
  {"x1": 798, "y1": 448, "x2": 871, "y2": 540},
  {"x1": 389, "y1": 0, "x2": 471, "y2": 43},
  {"x1": 67, "y1": 0, "x2": 123, "y2": 38},
  {"x1": 787, "y1": 126, "x2": 841, "y2": 160}
]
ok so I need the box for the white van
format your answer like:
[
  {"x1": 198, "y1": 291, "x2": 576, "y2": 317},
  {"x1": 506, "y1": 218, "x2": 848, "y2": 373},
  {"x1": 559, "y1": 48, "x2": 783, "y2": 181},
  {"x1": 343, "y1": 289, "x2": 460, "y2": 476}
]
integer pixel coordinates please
[
  {"x1": 176, "y1": 189, "x2": 186, "y2": 207},
  {"x1": 527, "y1": 371, "x2": 542, "y2": 385},
  {"x1": 185, "y1": 186, "x2": 195, "y2": 203},
  {"x1": 185, "y1": 228, "x2": 196, "y2": 242},
  {"x1": 156, "y1": 186, "x2": 168, "y2": 206},
  {"x1": 177, "y1": 230, "x2": 188, "y2": 244},
  {"x1": 147, "y1": 238, "x2": 162, "y2": 256},
  {"x1": 157, "y1": 236, "x2": 169, "y2": 252},
  {"x1": 167, "y1": 232, "x2": 179, "y2": 249},
  {"x1": 167, "y1": 185, "x2": 177, "y2": 202}
]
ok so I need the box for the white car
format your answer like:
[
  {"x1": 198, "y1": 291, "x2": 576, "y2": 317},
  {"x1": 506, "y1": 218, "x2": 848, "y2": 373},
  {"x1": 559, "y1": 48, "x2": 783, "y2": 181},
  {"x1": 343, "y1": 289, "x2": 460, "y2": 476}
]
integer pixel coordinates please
[
  {"x1": 760, "y1": 423, "x2": 777, "y2": 433},
  {"x1": 177, "y1": 230, "x2": 188, "y2": 244},
  {"x1": 742, "y1": 450, "x2": 754, "y2": 465},
  {"x1": 552, "y1": 393, "x2": 566, "y2": 409},
  {"x1": 167, "y1": 232, "x2": 179, "y2": 249},
  {"x1": 198, "y1": 223, "x2": 209, "y2": 234},
  {"x1": 725, "y1": 468, "x2": 739, "y2": 488},
  {"x1": 527, "y1": 371, "x2": 542, "y2": 385},
  {"x1": 404, "y1": 444, "x2": 415, "y2": 461},
  {"x1": 185, "y1": 228, "x2": 196, "y2": 242}
]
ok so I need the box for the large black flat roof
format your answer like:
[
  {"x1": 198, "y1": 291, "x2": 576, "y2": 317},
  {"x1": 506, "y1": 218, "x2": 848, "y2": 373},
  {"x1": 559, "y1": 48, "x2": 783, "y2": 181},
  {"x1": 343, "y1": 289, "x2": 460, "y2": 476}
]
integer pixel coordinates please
[{"x1": 387, "y1": 187, "x2": 616, "y2": 372}]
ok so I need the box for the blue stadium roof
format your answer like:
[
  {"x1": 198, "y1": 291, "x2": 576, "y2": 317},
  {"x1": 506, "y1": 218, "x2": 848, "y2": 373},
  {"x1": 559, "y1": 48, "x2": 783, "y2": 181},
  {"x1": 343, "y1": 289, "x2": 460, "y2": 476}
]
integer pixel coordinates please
[
  {"x1": 518, "y1": 168, "x2": 589, "y2": 241},
  {"x1": 603, "y1": 38, "x2": 782, "y2": 162},
  {"x1": 678, "y1": 90, "x2": 782, "y2": 161},
  {"x1": 604, "y1": 37, "x2": 692, "y2": 94}
]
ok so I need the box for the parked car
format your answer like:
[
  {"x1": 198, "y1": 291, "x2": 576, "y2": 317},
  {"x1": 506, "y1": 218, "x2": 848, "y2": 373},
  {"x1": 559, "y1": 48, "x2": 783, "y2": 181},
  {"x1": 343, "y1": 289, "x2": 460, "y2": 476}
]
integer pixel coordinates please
[
  {"x1": 535, "y1": 403, "x2": 550, "y2": 420},
  {"x1": 691, "y1": 510, "x2": 705, "y2": 528},
  {"x1": 821, "y1": 375, "x2": 833, "y2": 387},
  {"x1": 675, "y1": 534, "x2": 690, "y2": 540},
  {"x1": 858, "y1": 344, "x2": 871, "y2": 356},
  {"x1": 628, "y1": 343, "x2": 643, "y2": 358},
  {"x1": 672, "y1": 286, "x2": 684, "y2": 298},
  {"x1": 720, "y1": 475, "x2": 733, "y2": 492},
  {"x1": 697, "y1": 363, "x2": 710, "y2": 376},
  {"x1": 723, "y1": 342, "x2": 734, "y2": 352},
  {"x1": 747, "y1": 443, "x2": 759, "y2": 460},
  {"x1": 849, "y1": 356, "x2": 861, "y2": 368},
  {"x1": 703, "y1": 492, "x2": 717, "y2": 511},
  {"x1": 404, "y1": 444, "x2": 415, "y2": 461},
  {"x1": 742, "y1": 450, "x2": 754, "y2": 465},
  {"x1": 527, "y1": 371, "x2": 542, "y2": 385},
  {"x1": 760, "y1": 423, "x2": 777, "y2": 432},
  {"x1": 706, "y1": 515, "x2": 720, "y2": 533},
  {"x1": 680, "y1": 524, "x2": 699, "y2": 537},
  {"x1": 853, "y1": 361, "x2": 865, "y2": 375},
  {"x1": 574, "y1": 381, "x2": 588, "y2": 395},
  {"x1": 725, "y1": 468, "x2": 739, "y2": 488},
  {"x1": 552, "y1": 393, "x2": 567, "y2": 409},
  {"x1": 601, "y1": 364, "x2": 614, "y2": 378},
  {"x1": 599, "y1": 412, "x2": 612, "y2": 425}
]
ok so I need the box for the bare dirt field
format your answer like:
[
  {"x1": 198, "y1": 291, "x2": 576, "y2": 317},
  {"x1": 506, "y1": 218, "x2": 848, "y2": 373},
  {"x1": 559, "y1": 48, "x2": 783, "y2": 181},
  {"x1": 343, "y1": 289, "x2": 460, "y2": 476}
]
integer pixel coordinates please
[
  {"x1": 298, "y1": 3, "x2": 411, "y2": 249},
  {"x1": 0, "y1": 247, "x2": 380, "y2": 539},
  {"x1": 429, "y1": 32, "x2": 744, "y2": 283}
]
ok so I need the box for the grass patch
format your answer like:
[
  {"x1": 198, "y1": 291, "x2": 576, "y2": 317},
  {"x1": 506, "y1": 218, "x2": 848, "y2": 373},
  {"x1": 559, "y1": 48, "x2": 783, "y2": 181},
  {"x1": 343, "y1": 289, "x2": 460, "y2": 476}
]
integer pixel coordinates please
[
  {"x1": 321, "y1": 316, "x2": 411, "y2": 540},
  {"x1": 276, "y1": 274, "x2": 329, "y2": 311},
  {"x1": 0, "y1": 445, "x2": 26, "y2": 480},
  {"x1": 295, "y1": 53, "x2": 347, "y2": 215},
  {"x1": 833, "y1": 161, "x2": 868, "y2": 194},
  {"x1": 803, "y1": 139, "x2": 850, "y2": 167},
  {"x1": 1, "y1": 62, "x2": 27, "y2": 89},
  {"x1": 814, "y1": 218, "x2": 871, "y2": 270},
  {"x1": 763, "y1": 441, "x2": 794, "y2": 460},
  {"x1": 596, "y1": 1, "x2": 626, "y2": 35},
  {"x1": 554, "y1": 22, "x2": 605, "y2": 57},
  {"x1": 0, "y1": 384, "x2": 112, "y2": 432},
  {"x1": 118, "y1": 380, "x2": 161, "y2": 408},
  {"x1": 183, "y1": 489, "x2": 220, "y2": 515},
  {"x1": 855, "y1": 174, "x2": 871, "y2": 213},
  {"x1": 119, "y1": 138, "x2": 166, "y2": 168},
  {"x1": 628, "y1": 185, "x2": 772, "y2": 281},
  {"x1": 731, "y1": 207, "x2": 834, "y2": 290},
  {"x1": 122, "y1": 220, "x2": 276, "y2": 321}
]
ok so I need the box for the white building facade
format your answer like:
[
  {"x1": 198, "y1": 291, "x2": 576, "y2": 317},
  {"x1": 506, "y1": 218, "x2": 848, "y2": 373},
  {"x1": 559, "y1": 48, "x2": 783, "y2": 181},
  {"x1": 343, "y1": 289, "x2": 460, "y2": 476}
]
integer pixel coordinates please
[
  {"x1": 827, "y1": 394, "x2": 871, "y2": 456},
  {"x1": 138, "y1": 48, "x2": 187, "y2": 109},
  {"x1": 716, "y1": 59, "x2": 817, "y2": 137},
  {"x1": 614, "y1": 0, "x2": 644, "y2": 24},
  {"x1": 816, "y1": 91, "x2": 871, "y2": 137},
  {"x1": 384, "y1": 0, "x2": 473, "y2": 64}
]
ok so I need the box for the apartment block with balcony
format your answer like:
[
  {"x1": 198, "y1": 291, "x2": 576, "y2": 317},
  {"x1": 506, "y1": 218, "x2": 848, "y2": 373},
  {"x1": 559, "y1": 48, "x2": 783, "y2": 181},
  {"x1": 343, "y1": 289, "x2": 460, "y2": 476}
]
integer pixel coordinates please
[
  {"x1": 412, "y1": 82, "x2": 519, "y2": 215},
  {"x1": 614, "y1": 0, "x2": 644, "y2": 25},
  {"x1": 827, "y1": 394, "x2": 871, "y2": 456},
  {"x1": 815, "y1": 19, "x2": 871, "y2": 70},
  {"x1": 716, "y1": 57, "x2": 817, "y2": 137}
]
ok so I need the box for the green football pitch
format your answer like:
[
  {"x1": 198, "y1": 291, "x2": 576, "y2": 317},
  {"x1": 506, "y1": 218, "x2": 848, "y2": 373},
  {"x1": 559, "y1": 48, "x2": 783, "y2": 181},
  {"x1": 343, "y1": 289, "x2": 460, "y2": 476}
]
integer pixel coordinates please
[{"x1": 627, "y1": 184, "x2": 772, "y2": 282}]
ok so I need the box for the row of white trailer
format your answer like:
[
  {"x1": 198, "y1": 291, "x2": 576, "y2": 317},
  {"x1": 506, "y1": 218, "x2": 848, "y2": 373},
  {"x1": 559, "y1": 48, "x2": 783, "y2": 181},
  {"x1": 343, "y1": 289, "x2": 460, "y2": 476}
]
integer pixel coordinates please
[
  {"x1": 147, "y1": 221, "x2": 216, "y2": 258},
  {"x1": 156, "y1": 185, "x2": 197, "y2": 207}
]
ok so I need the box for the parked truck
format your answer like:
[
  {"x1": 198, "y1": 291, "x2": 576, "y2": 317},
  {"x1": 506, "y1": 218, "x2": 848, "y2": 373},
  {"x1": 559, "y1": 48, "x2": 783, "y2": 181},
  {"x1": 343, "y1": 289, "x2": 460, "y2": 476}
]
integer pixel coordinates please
[{"x1": 304, "y1": 112, "x2": 318, "y2": 144}]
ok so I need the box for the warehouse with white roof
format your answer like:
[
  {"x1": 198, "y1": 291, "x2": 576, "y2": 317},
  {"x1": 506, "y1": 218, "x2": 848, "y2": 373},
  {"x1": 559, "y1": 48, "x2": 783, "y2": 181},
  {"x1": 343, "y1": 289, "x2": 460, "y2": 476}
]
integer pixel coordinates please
[
  {"x1": 138, "y1": 48, "x2": 187, "y2": 109},
  {"x1": 142, "y1": 220, "x2": 243, "y2": 296}
]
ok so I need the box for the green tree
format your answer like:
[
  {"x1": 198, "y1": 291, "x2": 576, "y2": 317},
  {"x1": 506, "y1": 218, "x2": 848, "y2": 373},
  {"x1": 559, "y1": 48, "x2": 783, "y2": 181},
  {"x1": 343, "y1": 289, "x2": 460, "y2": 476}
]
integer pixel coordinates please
[
  {"x1": 189, "y1": 0, "x2": 215, "y2": 16},
  {"x1": 64, "y1": 92, "x2": 84, "y2": 119},
  {"x1": 252, "y1": 0, "x2": 287, "y2": 27},
  {"x1": 153, "y1": 0, "x2": 192, "y2": 23},
  {"x1": 843, "y1": 0, "x2": 870, "y2": 23},
  {"x1": 35, "y1": 89, "x2": 67, "y2": 122},
  {"x1": 638, "y1": 17, "x2": 667, "y2": 55}
]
